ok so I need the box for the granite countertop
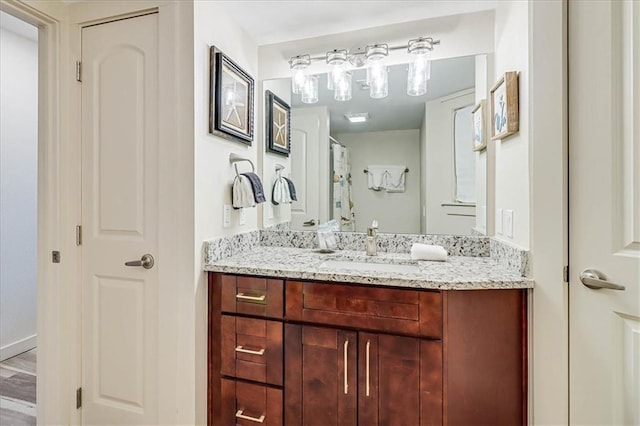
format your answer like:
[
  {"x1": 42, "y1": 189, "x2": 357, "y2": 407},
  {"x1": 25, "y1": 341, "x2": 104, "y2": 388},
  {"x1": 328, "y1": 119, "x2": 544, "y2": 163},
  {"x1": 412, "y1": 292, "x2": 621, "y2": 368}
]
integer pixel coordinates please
[{"x1": 204, "y1": 246, "x2": 534, "y2": 290}]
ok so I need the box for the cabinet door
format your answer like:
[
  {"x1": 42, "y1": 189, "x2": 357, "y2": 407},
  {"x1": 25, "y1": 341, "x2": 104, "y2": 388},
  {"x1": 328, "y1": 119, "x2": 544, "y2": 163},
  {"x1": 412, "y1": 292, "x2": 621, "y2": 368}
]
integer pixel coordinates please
[
  {"x1": 358, "y1": 333, "x2": 442, "y2": 426},
  {"x1": 285, "y1": 324, "x2": 357, "y2": 426}
]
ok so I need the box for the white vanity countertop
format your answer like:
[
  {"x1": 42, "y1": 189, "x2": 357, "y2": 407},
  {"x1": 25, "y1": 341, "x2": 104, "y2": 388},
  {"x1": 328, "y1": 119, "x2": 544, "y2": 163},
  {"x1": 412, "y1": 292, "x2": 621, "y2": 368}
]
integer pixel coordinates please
[{"x1": 203, "y1": 246, "x2": 534, "y2": 290}]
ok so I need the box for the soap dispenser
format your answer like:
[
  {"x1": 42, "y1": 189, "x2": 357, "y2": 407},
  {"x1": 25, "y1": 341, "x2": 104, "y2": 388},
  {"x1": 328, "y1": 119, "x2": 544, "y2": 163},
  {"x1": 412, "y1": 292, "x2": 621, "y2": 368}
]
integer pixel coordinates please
[{"x1": 366, "y1": 220, "x2": 378, "y2": 256}]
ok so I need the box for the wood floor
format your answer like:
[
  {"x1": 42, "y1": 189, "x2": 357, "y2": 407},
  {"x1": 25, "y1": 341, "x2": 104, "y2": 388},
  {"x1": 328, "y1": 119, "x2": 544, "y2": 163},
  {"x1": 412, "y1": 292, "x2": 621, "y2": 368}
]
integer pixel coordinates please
[{"x1": 0, "y1": 349, "x2": 36, "y2": 426}]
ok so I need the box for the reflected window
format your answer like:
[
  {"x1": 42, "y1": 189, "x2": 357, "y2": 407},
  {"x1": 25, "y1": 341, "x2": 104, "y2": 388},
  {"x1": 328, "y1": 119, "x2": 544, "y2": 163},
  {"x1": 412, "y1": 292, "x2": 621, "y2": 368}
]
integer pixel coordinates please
[{"x1": 453, "y1": 105, "x2": 475, "y2": 203}]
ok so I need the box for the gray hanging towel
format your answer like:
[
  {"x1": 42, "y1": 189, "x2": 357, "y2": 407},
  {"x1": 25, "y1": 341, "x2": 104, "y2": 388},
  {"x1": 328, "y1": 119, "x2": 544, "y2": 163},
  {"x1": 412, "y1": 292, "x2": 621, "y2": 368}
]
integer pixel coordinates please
[
  {"x1": 241, "y1": 172, "x2": 266, "y2": 203},
  {"x1": 282, "y1": 177, "x2": 297, "y2": 201}
]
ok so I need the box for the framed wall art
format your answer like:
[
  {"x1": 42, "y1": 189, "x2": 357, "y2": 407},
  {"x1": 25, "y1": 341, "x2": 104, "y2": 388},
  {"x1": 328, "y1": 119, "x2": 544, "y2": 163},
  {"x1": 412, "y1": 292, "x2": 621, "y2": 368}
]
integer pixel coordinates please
[
  {"x1": 472, "y1": 100, "x2": 487, "y2": 151},
  {"x1": 209, "y1": 46, "x2": 254, "y2": 144},
  {"x1": 490, "y1": 71, "x2": 519, "y2": 140},
  {"x1": 265, "y1": 90, "x2": 291, "y2": 156}
]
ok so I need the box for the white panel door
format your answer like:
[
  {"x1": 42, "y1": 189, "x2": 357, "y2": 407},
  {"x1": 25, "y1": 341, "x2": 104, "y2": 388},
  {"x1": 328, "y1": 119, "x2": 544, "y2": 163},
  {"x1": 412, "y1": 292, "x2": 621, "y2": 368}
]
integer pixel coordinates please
[
  {"x1": 290, "y1": 109, "x2": 320, "y2": 230},
  {"x1": 81, "y1": 13, "x2": 159, "y2": 425},
  {"x1": 569, "y1": 1, "x2": 640, "y2": 424}
]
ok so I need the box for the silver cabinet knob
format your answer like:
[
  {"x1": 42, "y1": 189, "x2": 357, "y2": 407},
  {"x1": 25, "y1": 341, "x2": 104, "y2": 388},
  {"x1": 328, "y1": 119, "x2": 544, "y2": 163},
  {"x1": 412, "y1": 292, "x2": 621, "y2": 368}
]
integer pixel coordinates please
[
  {"x1": 580, "y1": 269, "x2": 625, "y2": 291},
  {"x1": 125, "y1": 253, "x2": 155, "y2": 270}
]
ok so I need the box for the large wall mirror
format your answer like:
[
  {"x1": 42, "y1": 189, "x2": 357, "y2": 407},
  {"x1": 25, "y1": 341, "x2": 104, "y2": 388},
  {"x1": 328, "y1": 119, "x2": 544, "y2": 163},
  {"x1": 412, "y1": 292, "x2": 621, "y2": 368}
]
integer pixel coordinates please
[{"x1": 262, "y1": 53, "x2": 489, "y2": 236}]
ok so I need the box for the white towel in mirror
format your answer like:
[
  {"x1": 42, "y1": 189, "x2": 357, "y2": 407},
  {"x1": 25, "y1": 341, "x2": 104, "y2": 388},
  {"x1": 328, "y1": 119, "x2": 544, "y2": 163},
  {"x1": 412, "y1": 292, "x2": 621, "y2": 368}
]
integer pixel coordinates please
[
  {"x1": 385, "y1": 165, "x2": 407, "y2": 193},
  {"x1": 366, "y1": 165, "x2": 387, "y2": 191}
]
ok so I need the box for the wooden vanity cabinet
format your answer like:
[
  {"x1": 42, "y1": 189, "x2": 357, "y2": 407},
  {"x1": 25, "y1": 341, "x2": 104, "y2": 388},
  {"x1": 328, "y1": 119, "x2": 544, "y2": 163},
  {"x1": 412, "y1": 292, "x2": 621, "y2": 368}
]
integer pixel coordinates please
[
  {"x1": 209, "y1": 273, "x2": 527, "y2": 426},
  {"x1": 284, "y1": 325, "x2": 442, "y2": 426}
]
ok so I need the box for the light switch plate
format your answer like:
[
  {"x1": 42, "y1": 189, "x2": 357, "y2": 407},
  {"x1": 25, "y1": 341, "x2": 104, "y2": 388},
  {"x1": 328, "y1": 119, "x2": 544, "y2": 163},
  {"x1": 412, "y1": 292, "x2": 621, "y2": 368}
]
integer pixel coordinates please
[
  {"x1": 496, "y1": 208, "x2": 503, "y2": 235},
  {"x1": 223, "y1": 204, "x2": 231, "y2": 228},
  {"x1": 238, "y1": 208, "x2": 246, "y2": 226},
  {"x1": 504, "y1": 209, "x2": 514, "y2": 238},
  {"x1": 267, "y1": 204, "x2": 274, "y2": 219}
]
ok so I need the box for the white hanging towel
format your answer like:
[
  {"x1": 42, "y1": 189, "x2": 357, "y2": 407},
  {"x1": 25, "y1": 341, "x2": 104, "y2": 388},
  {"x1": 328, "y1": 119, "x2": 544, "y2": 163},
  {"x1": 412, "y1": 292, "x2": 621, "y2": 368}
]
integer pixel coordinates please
[
  {"x1": 272, "y1": 176, "x2": 292, "y2": 205},
  {"x1": 385, "y1": 165, "x2": 407, "y2": 193},
  {"x1": 366, "y1": 165, "x2": 388, "y2": 191},
  {"x1": 232, "y1": 175, "x2": 256, "y2": 208}
]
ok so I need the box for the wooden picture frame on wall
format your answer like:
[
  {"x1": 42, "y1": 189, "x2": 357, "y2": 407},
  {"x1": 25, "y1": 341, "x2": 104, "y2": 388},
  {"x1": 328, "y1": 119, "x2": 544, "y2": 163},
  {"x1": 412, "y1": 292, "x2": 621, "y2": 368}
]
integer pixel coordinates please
[
  {"x1": 209, "y1": 46, "x2": 254, "y2": 145},
  {"x1": 472, "y1": 100, "x2": 487, "y2": 151},
  {"x1": 490, "y1": 71, "x2": 519, "y2": 140},
  {"x1": 265, "y1": 90, "x2": 291, "y2": 156}
]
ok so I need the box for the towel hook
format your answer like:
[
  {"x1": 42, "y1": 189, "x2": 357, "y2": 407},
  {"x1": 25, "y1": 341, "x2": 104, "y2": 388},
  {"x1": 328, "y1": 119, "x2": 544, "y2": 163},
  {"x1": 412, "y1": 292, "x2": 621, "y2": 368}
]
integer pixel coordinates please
[{"x1": 229, "y1": 153, "x2": 256, "y2": 177}]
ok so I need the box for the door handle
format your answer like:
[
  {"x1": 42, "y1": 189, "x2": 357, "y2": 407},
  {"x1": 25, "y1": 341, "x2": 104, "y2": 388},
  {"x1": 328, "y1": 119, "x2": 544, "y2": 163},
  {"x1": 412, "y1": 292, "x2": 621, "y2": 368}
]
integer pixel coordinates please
[
  {"x1": 125, "y1": 254, "x2": 155, "y2": 270},
  {"x1": 303, "y1": 219, "x2": 317, "y2": 227},
  {"x1": 580, "y1": 269, "x2": 625, "y2": 291}
]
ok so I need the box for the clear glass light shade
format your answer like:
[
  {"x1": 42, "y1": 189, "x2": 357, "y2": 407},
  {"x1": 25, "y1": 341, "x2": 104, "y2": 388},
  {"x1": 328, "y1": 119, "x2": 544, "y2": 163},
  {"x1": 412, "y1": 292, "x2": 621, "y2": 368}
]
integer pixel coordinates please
[
  {"x1": 334, "y1": 71, "x2": 352, "y2": 101},
  {"x1": 301, "y1": 75, "x2": 319, "y2": 104},
  {"x1": 326, "y1": 49, "x2": 348, "y2": 91},
  {"x1": 367, "y1": 61, "x2": 388, "y2": 99},
  {"x1": 407, "y1": 54, "x2": 430, "y2": 96},
  {"x1": 292, "y1": 69, "x2": 307, "y2": 94},
  {"x1": 289, "y1": 55, "x2": 311, "y2": 94},
  {"x1": 365, "y1": 44, "x2": 389, "y2": 99}
]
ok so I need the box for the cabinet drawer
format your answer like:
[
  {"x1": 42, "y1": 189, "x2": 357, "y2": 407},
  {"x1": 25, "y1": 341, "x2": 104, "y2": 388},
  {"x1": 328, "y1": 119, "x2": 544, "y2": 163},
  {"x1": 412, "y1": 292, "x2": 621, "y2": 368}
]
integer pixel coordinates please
[
  {"x1": 221, "y1": 316, "x2": 283, "y2": 386},
  {"x1": 221, "y1": 275, "x2": 284, "y2": 318},
  {"x1": 221, "y1": 379, "x2": 282, "y2": 426},
  {"x1": 286, "y1": 281, "x2": 442, "y2": 338}
]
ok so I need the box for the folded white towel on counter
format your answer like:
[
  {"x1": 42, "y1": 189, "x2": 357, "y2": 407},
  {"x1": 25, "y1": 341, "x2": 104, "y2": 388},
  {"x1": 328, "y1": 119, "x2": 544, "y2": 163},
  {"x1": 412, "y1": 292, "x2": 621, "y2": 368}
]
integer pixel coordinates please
[
  {"x1": 385, "y1": 165, "x2": 407, "y2": 193},
  {"x1": 410, "y1": 243, "x2": 448, "y2": 261},
  {"x1": 366, "y1": 165, "x2": 387, "y2": 191}
]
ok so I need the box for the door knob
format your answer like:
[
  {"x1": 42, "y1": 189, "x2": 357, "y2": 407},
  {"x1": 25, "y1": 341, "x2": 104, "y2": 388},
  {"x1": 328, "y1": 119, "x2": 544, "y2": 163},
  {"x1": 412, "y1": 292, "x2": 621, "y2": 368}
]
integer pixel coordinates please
[
  {"x1": 125, "y1": 254, "x2": 155, "y2": 269},
  {"x1": 580, "y1": 269, "x2": 625, "y2": 291}
]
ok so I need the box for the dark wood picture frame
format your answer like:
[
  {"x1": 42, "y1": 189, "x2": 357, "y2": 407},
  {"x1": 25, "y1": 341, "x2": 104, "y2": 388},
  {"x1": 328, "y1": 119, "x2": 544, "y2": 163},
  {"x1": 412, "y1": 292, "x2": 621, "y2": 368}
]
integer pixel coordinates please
[
  {"x1": 265, "y1": 90, "x2": 291, "y2": 156},
  {"x1": 490, "y1": 71, "x2": 519, "y2": 140},
  {"x1": 209, "y1": 46, "x2": 254, "y2": 144}
]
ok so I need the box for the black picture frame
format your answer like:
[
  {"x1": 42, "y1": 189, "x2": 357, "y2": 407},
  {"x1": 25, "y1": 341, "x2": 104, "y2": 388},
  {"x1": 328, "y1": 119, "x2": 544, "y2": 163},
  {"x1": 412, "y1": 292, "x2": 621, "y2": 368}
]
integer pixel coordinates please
[
  {"x1": 265, "y1": 90, "x2": 291, "y2": 156},
  {"x1": 209, "y1": 46, "x2": 254, "y2": 144}
]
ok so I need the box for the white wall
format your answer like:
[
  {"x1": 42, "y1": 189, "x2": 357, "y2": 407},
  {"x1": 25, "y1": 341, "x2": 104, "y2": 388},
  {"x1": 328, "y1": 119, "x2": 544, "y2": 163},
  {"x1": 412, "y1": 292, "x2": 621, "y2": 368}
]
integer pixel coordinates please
[
  {"x1": 0, "y1": 21, "x2": 38, "y2": 360},
  {"x1": 193, "y1": 3, "x2": 259, "y2": 424},
  {"x1": 261, "y1": 78, "x2": 292, "y2": 228},
  {"x1": 336, "y1": 130, "x2": 421, "y2": 234},
  {"x1": 424, "y1": 89, "x2": 476, "y2": 235},
  {"x1": 493, "y1": 1, "x2": 530, "y2": 248}
]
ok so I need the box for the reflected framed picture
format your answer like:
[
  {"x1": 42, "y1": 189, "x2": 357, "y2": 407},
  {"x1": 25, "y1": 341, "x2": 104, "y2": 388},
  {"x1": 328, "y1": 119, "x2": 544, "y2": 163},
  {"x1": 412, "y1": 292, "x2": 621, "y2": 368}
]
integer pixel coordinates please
[
  {"x1": 265, "y1": 90, "x2": 291, "y2": 156},
  {"x1": 209, "y1": 46, "x2": 254, "y2": 144},
  {"x1": 490, "y1": 71, "x2": 519, "y2": 140},
  {"x1": 472, "y1": 100, "x2": 487, "y2": 151}
]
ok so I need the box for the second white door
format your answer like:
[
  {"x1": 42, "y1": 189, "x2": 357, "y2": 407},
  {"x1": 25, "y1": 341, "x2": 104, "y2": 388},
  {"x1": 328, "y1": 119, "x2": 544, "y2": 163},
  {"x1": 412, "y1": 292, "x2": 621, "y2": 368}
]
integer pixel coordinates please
[
  {"x1": 569, "y1": 1, "x2": 640, "y2": 424},
  {"x1": 81, "y1": 13, "x2": 160, "y2": 425}
]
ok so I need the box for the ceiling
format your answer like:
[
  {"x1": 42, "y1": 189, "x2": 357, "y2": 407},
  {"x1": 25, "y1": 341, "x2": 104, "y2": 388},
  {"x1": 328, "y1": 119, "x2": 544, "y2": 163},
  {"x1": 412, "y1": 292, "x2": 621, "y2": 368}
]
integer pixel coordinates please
[
  {"x1": 217, "y1": 1, "x2": 500, "y2": 46},
  {"x1": 290, "y1": 55, "x2": 475, "y2": 134}
]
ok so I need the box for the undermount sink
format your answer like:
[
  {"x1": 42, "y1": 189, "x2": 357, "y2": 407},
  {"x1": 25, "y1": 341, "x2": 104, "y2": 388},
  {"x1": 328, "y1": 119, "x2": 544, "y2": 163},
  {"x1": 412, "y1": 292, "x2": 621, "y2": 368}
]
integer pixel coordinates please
[{"x1": 319, "y1": 260, "x2": 420, "y2": 274}]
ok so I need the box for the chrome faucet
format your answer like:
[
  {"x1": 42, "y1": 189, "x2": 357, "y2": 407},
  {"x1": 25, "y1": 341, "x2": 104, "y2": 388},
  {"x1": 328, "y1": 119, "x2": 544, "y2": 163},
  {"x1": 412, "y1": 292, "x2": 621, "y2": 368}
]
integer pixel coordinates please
[{"x1": 366, "y1": 220, "x2": 378, "y2": 256}]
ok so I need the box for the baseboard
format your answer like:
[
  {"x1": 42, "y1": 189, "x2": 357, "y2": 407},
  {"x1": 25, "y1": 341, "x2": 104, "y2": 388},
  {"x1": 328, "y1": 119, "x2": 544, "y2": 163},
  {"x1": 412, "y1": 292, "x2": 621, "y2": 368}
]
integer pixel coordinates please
[{"x1": 0, "y1": 334, "x2": 37, "y2": 362}]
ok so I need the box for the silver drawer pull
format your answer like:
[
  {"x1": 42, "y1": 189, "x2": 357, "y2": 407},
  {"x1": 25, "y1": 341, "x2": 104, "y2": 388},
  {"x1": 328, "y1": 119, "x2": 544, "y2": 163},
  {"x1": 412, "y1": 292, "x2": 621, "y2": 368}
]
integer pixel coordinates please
[
  {"x1": 236, "y1": 409, "x2": 265, "y2": 423},
  {"x1": 236, "y1": 293, "x2": 266, "y2": 302},
  {"x1": 235, "y1": 345, "x2": 265, "y2": 356}
]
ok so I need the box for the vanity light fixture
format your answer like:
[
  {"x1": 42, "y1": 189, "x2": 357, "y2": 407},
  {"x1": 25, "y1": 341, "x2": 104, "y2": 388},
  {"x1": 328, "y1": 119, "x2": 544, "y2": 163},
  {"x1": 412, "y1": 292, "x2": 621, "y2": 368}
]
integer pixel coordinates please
[
  {"x1": 345, "y1": 112, "x2": 369, "y2": 123},
  {"x1": 288, "y1": 37, "x2": 439, "y2": 102}
]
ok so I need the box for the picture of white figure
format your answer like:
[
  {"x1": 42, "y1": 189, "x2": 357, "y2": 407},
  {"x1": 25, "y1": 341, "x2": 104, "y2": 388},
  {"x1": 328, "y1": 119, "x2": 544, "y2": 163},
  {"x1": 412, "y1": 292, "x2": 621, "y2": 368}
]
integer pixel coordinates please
[
  {"x1": 490, "y1": 71, "x2": 519, "y2": 140},
  {"x1": 493, "y1": 82, "x2": 507, "y2": 135}
]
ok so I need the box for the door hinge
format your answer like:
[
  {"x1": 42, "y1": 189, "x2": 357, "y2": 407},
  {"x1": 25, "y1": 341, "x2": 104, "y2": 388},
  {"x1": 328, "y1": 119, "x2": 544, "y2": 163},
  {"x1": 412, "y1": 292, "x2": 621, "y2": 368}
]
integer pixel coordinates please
[
  {"x1": 76, "y1": 387, "x2": 82, "y2": 409},
  {"x1": 76, "y1": 61, "x2": 82, "y2": 82},
  {"x1": 76, "y1": 225, "x2": 82, "y2": 246},
  {"x1": 52, "y1": 251, "x2": 61, "y2": 263},
  {"x1": 563, "y1": 265, "x2": 569, "y2": 283}
]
